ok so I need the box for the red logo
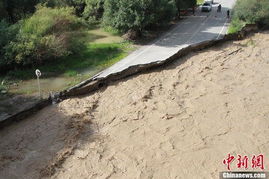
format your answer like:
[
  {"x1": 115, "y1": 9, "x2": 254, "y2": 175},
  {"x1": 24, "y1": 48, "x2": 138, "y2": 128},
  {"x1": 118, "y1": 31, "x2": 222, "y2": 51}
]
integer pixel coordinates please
[{"x1": 223, "y1": 154, "x2": 265, "y2": 171}]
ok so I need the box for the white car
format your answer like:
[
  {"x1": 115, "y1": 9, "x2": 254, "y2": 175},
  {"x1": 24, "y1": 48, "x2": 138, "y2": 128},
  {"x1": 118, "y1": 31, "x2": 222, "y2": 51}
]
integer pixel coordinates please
[
  {"x1": 201, "y1": 2, "x2": 212, "y2": 12},
  {"x1": 206, "y1": 0, "x2": 214, "y2": 4}
]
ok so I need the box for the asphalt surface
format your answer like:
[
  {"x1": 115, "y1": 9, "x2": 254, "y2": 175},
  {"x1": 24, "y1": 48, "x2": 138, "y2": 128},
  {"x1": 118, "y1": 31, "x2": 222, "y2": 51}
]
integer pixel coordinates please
[{"x1": 94, "y1": 0, "x2": 237, "y2": 79}]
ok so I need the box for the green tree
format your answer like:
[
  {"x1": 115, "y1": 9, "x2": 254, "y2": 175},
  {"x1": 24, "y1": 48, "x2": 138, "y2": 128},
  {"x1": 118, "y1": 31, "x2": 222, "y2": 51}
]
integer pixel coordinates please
[
  {"x1": 2, "y1": 0, "x2": 40, "y2": 23},
  {"x1": 103, "y1": 0, "x2": 176, "y2": 35},
  {"x1": 0, "y1": 0, "x2": 87, "y2": 23},
  {"x1": 0, "y1": 0, "x2": 8, "y2": 20},
  {"x1": 82, "y1": 0, "x2": 104, "y2": 20},
  {"x1": 42, "y1": 0, "x2": 86, "y2": 16},
  {"x1": 174, "y1": 0, "x2": 196, "y2": 18},
  {"x1": 0, "y1": 20, "x2": 19, "y2": 71}
]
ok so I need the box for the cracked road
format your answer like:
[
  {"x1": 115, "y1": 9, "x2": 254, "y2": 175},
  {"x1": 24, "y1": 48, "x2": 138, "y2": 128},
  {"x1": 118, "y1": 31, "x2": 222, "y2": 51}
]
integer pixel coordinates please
[{"x1": 94, "y1": 0, "x2": 236, "y2": 79}]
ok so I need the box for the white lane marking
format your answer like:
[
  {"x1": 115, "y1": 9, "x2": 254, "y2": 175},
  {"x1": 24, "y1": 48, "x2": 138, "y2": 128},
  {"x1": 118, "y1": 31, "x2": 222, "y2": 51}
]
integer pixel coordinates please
[
  {"x1": 125, "y1": 15, "x2": 207, "y2": 61},
  {"x1": 217, "y1": 18, "x2": 229, "y2": 39},
  {"x1": 185, "y1": 11, "x2": 215, "y2": 44},
  {"x1": 110, "y1": 22, "x2": 183, "y2": 64},
  {"x1": 95, "y1": 17, "x2": 203, "y2": 77},
  {"x1": 217, "y1": 19, "x2": 228, "y2": 39},
  {"x1": 96, "y1": 9, "x2": 226, "y2": 77}
]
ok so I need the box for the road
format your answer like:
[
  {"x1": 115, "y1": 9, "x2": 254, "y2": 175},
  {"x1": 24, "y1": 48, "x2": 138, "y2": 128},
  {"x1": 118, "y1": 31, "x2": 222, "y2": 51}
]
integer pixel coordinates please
[{"x1": 94, "y1": 0, "x2": 236, "y2": 79}]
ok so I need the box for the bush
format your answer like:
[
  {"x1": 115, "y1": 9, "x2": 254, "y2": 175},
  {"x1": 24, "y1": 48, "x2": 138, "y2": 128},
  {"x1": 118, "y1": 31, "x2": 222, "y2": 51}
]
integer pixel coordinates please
[
  {"x1": 230, "y1": 0, "x2": 269, "y2": 33},
  {"x1": 256, "y1": 0, "x2": 269, "y2": 27},
  {"x1": 102, "y1": 0, "x2": 177, "y2": 34},
  {"x1": 3, "y1": 5, "x2": 85, "y2": 67}
]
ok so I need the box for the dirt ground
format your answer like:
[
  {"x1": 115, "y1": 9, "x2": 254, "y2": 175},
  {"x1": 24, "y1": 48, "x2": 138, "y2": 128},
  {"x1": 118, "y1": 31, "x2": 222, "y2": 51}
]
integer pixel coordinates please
[{"x1": 1, "y1": 32, "x2": 269, "y2": 179}]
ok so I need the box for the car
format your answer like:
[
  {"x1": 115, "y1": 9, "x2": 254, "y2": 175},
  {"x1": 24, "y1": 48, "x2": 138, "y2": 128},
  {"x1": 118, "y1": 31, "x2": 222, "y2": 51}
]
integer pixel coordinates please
[
  {"x1": 206, "y1": 0, "x2": 214, "y2": 4},
  {"x1": 201, "y1": 2, "x2": 212, "y2": 12}
]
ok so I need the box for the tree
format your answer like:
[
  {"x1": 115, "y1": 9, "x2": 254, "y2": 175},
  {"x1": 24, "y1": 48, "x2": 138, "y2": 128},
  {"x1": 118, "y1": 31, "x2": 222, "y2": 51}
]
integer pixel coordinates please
[
  {"x1": 0, "y1": 20, "x2": 19, "y2": 71},
  {"x1": 42, "y1": 0, "x2": 86, "y2": 16},
  {"x1": 174, "y1": 0, "x2": 196, "y2": 18},
  {"x1": 103, "y1": 0, "x2": 176, "y2": 36},
  {"x1": 83, "y1": 0, "x2": 104, "y2": 20},
  {"x1": 0, "y1": 0, "x2": 88, "y2": 23},
  {"x1": 2, "y1": 0, "x2": 40, "y2": 23},
  {"x1": 0, "y1": 0, "x2": 8, "y2": 20}
]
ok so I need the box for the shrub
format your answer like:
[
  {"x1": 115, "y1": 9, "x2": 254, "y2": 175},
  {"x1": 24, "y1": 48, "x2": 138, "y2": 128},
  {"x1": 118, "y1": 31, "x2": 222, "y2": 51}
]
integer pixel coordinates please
[
  {"x1": 256, "y1": 0, "x2": 269, "y2": 27},
  {"x1": 230, "y1": 0, "x2": 269, "y2": 33},
  {"x1": 4, "y1": 5, "x2": 85, "y2": 67}
]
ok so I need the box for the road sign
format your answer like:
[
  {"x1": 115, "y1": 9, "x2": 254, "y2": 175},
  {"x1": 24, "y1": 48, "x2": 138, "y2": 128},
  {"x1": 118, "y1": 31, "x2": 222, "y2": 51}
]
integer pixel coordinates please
[{"x1": 35, "y1": 69, "x2": 41, "y2": 77}]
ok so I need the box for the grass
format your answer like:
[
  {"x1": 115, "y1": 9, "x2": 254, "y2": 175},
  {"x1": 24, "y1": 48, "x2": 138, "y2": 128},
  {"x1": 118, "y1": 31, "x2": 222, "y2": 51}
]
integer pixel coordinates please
[
  {"x1": 1, "y1": 42, "x2": 133, "y2": 95},
  {"x1": 3, "y1": 23, "x2": 131, "y2": 80},
  {"x1": 227, "y1": 18, "x2": 245, "y2": 34},
  {"x1": 228, "y1": 25, "x2": 240, "y2": 34},
  {"x1": 5, "y1": 42, "x2": 132, "y2": 80}
]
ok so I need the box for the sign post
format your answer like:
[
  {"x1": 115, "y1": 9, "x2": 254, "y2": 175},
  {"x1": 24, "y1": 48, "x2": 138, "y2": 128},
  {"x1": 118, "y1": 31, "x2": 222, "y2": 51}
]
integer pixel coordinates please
[{"x1": 35, "y1": 69, "x2": 42, "y2": 98}]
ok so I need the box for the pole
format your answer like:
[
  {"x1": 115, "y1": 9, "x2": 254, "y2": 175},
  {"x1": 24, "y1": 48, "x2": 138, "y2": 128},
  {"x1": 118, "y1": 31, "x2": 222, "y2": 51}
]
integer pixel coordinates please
[
  {"x1": 37, "y1": 76, "x2": 41, "y2": 98},
  {"x1": 35, "y1": 69, "x2": 42, "y2": 99}
]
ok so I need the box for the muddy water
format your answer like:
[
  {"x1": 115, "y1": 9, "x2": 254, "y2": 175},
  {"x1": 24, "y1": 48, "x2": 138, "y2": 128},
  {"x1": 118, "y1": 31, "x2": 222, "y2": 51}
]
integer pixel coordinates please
[
  {"x1": 10, "y1": 77, "x2": 71, "y2": 95},
  {"x1": 9, "y1": 68, "x2": 100, "y2": 97},
  {"x1": 0, "y1": 67, "x2": 102, "y2": 120}
]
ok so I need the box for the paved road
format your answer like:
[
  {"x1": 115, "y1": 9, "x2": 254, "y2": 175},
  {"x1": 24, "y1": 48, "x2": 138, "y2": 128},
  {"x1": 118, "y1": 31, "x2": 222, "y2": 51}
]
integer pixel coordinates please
[{"x1": 94, "y1": 0, "x2": 236, "y2": 79}]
